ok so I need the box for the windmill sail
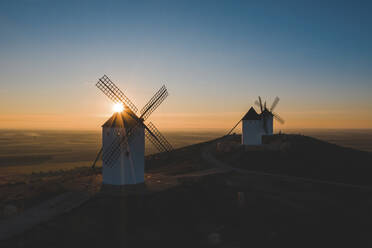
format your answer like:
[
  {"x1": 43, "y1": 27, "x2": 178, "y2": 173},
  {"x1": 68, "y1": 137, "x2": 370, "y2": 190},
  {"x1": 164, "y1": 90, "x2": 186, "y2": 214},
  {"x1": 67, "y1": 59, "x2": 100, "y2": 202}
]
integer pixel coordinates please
[
  {"x1": 256, "y1": 96, "x2": 285, "y2": 133},
  {"x1": 273, "y1": 112, "x2": 285, "y2": 124},
  {"x1": 100, "y1": 120, "x2": 172, "y2": 168},
  {"x1": 101, "y1": 122, "x2": 142, "y2": 168},
  {"x1": 93, "y1": 75, "x2": 173, "y2": 168},
  {"x1": 140, "y1": 85, "x2": 168, "y2": 121},
  {"x1": 258, "y1": 96, "x2": 263, "y2": 112},
  {"x1": 96, "y1": 75, "x2": 138, "y2": 113},
  {"x1": 145, "y1": 122, "x2": 173, "y2": 152},
  {"x1": 270, "y1": 96, "x2": 280, "y2": 112}
]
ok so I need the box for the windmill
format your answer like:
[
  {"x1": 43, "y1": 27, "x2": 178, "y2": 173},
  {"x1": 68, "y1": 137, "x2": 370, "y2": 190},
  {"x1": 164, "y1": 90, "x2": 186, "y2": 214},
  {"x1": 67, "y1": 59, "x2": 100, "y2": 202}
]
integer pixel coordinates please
[
  {"x1": 92, "y1": 75, "x2": 173, "y2": 185},
  {"x1": 254, "y1": 96, "x2": 285, "y2": 134},
  {"x1": 227, "y1": 96, "x2": 284, "y2": 145}
]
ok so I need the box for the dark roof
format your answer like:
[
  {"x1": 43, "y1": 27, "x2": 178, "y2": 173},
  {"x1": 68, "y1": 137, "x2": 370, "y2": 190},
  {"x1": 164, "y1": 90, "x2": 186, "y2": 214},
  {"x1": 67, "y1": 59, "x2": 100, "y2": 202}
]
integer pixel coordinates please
[
  {"x1": 260, "y1": 109, "x2": 274, "y2": 117},
  {"x1": 242, "y1": 107, "x2": 260, "y2": 120},
  {"x1": 102, "y1": 108, "x2": 140, "y2": 128}
]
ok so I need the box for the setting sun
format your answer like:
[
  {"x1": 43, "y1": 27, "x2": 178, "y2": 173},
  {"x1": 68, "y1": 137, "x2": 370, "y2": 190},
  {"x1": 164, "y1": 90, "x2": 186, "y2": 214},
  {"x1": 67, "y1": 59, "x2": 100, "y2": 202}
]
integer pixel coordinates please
[{"x1": 113, "y1": 103, "x2": 124, "y2": 113}]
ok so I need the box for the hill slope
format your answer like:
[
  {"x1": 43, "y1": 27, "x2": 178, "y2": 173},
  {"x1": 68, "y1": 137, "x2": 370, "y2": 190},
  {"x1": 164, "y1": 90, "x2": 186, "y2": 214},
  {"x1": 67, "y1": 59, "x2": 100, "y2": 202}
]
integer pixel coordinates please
[{"x1": 214, "y1": 134, "x2": 372, "y2": 186}]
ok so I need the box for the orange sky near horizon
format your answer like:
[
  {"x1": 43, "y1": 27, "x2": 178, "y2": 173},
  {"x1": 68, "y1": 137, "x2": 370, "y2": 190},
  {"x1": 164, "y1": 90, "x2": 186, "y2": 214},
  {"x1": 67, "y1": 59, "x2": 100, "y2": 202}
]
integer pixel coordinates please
[
  {"x1": 1, "y1": 78, "x2": 371, "y2": 132},
  {"x1": 1, "y1": 110, "x2": 371, "y2": 131}
]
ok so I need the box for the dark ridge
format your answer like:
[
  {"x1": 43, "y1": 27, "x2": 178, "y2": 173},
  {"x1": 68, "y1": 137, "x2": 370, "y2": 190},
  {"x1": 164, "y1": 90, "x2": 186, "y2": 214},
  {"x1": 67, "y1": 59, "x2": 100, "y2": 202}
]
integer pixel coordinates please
[{"x1": 215, "y1": 134, "x2": 372, "y2": 186}]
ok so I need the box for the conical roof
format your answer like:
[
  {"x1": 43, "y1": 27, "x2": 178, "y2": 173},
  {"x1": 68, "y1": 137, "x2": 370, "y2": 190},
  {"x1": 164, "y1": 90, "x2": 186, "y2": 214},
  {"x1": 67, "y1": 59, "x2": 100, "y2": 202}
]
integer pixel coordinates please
[
  {"x1": 260, "y1": 108, "x2": 274, "y2": 117},
  {"x1": 242, "y1": 107, "x2": 260, "y2": 120},
  {"x1": 102, "y1": 108, "x2": 141, "y2": 128}
]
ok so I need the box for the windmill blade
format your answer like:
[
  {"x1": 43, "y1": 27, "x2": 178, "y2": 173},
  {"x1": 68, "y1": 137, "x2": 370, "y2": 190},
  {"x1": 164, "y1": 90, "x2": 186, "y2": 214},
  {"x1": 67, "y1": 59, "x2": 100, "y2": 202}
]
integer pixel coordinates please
[
  {"x1": 258, "y1": 96, "x2": 263, "y2": 112},
  {"x1": 140, "y1": 85, "x2": 168, "y2": 121},
  {"x1": 102, "y1": 122, "x2": 142, "y2": 168},
  {"x1": 144, "y1": 122, "x2": 173, "y2": 153},
  {"x1": 270, "y1": 97, "x2": 280, "y2": 112},
  {"x1": 96, "y1": 75, "x2": 138, "y2": 113},
  {"x1": 144, "y1": 128, "x2": 167, "y2": 153},
  {"x1": 91, "y1": 147, "x2": 103, "y2": 168},
  {"x1": 102, "y1": 123, "x2": 137, "y2": 184},
  {"x1": 102, "y1": 131, "x2": 125, "y2": 168},
  {"x1": 254, "y1": 100, "x2": 261, "y2": 109},
  {"x1": 227, "y1": 119, "x2": 242, "y2": 136},
  {"x1": 273, "y1": 113, "x2": 285, "y2": 124}
]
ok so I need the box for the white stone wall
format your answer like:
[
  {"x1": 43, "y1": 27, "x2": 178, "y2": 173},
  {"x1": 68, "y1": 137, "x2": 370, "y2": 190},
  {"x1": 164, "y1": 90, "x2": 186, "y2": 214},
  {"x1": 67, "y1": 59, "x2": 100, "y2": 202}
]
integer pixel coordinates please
[
  {"x1": 242, "y1": 120, "x2": 262, "y2": 145},
  {"x1": 266, "y1": 116, "x2": 274, "y2": 134},
  {"x1": 102, "y1": 126, "x2": 145, "y2": 185},
  {"x1": 242, "y1": 117, "x2": 274, "y2": 145}
]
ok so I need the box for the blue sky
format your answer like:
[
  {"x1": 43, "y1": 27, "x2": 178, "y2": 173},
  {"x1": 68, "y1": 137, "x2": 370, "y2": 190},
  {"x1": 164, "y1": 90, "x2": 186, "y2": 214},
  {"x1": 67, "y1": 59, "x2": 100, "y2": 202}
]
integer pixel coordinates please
[{"x1": 0, "y1": 0, "x2": 371, "y2": 130}]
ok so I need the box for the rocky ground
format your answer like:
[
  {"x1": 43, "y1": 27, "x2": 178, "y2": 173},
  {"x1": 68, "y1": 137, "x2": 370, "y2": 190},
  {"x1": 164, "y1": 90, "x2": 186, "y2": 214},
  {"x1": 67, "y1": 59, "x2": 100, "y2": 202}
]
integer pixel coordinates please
[{"x1": 1, "y1": 135, "x2": 372, "y2": 247}]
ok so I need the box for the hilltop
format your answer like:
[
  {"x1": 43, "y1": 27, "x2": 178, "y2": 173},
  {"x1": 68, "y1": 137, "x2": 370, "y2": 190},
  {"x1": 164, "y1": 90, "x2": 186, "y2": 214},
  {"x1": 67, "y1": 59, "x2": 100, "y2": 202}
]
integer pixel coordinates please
[{"x1": 214, "y1": 134, "x2": 372, "y2": 186}]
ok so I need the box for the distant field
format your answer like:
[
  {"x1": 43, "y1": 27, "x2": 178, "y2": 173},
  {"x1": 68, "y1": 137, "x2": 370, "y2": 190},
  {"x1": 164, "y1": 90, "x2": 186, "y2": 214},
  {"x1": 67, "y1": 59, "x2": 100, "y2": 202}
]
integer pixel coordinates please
[
  {"x1": 0, "y1": 129, "x2": 371, "y2": 176},
  {"x1": 0, "y1": 129, "x2": 223, "y2": 176}
]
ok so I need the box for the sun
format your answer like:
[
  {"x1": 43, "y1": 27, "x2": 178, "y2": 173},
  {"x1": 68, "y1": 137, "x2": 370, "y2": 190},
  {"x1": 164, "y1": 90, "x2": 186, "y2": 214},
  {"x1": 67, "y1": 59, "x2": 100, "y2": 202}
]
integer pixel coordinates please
[{"x1": 113, "y1": 103, "x2": 124, "y2": 112}]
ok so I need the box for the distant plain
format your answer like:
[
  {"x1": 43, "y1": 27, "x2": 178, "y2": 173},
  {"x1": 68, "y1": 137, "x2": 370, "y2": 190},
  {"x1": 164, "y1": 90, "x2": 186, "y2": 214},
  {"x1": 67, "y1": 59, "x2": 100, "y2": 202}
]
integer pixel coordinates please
[{"x1": 0, "y1": 129, "x2": 371, "y2": 177}]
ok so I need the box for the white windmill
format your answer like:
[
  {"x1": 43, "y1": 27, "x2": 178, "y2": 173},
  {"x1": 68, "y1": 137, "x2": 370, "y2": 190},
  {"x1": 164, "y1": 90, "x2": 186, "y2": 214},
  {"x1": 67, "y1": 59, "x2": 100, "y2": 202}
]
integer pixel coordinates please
[
  {"x1": 92, "y1": 75, "x2": 173, "y2": 186},
  {"x1": 227, "y1": 96, "x2": 284, "y2": 145}
]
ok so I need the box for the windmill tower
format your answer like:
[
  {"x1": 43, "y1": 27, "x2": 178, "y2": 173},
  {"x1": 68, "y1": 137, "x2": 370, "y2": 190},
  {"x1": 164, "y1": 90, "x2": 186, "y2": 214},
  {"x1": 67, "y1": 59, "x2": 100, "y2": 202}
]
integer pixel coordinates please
[
  {"x1": 255, "y1": 96, "x2": 284, "y2": 136},
  {"x1": 227, "y1": 96, "x2": 284, "y2": 145},
  {"x1": 101, "y1": 110, "x2": 144, "y2": 185},
  {"x1": 241, "y1": 107, "x2": 261, "y2": 145},
  {"x1": 92, "y1": 75, "x2": 173, "y2": 186}
]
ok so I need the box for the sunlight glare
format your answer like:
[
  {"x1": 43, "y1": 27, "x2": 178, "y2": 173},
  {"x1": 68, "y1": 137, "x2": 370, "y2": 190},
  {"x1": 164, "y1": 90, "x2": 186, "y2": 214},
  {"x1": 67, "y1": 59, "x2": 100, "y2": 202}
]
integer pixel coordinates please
[{"x1": 113, "y1": 103, "x2": 124, "y2": 112}]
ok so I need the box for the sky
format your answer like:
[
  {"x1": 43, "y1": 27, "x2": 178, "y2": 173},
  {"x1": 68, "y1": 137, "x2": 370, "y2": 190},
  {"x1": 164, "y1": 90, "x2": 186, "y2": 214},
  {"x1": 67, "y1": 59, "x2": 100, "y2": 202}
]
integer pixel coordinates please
[{"x1": 0, "y1": 0, "x2": 371, "y2": 131}]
